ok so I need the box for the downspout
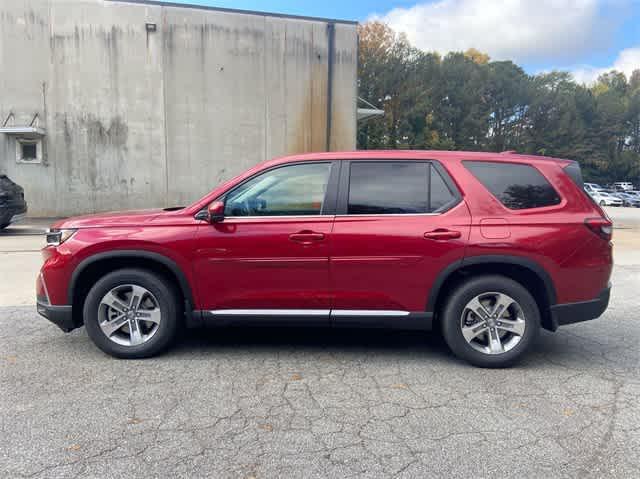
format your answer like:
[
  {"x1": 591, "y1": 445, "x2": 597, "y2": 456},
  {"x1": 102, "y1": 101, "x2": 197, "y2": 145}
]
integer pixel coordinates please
[{"x1": 325, "y1": 22, "x2": 335, "y2": 152}]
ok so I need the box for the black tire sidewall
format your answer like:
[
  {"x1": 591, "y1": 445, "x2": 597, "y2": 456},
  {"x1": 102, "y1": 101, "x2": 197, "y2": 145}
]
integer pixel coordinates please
[
  {"x1": 441, "y1": 275, "x2": 540, "y2": 368},
  {"x1": 83, "y1": 269, "x2": 179, "y2": 358}
]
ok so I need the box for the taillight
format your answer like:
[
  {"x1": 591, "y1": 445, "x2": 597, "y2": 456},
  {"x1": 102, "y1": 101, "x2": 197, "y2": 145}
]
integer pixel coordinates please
[{"x1": 585, "y1": 217, "x2": 613, "y2": 241}]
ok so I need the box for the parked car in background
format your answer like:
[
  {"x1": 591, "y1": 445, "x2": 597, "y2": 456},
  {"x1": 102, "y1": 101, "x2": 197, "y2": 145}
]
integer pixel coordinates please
[
  {"x1": 37, "y1": 151, "x2": 612, "y2": 368},
  {"x1": 588, "y1": 189, "x2": 623, "y2": 206},
  {"x1": 584, "y1": 182, "x2": 603, "y2": 193},
  {"x1": 0, "y1": 174, "x2": 27, "y2": 229},
  {"x1": 613, "y1": 182, "x2": 634, "y2": 191},
  {"x1": 616, "y1": 192, "x2": 640, "y2": 207},
  {"x1": 627, "y1": 191, "x2": 640, "y2": 200}
]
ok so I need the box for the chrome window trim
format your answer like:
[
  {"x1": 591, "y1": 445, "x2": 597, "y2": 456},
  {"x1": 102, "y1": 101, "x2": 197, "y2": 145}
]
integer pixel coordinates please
[
  {"x1": 220, "y1": 215, "x2": 336, "y2": 220},
  {"x1": 220, "y1": 212, "x2": 442, "y2": 219},
  {"x1": 334, "y1": 213, "x2": 440, "y2": 218}
]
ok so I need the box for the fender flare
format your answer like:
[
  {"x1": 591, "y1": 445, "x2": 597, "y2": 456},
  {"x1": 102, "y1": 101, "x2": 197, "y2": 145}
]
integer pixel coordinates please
[
  {"x1": 426, "y1": 255, "x2": 557, "y2": 312},
  {"x1": 68, "y1": 250, "x2": 195, "y2": 306}
]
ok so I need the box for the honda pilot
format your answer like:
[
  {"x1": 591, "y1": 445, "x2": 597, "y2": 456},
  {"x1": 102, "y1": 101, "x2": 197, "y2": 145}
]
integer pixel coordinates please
[{"x1": 37, "y1": 151, "x2": 612, "y2": 367}]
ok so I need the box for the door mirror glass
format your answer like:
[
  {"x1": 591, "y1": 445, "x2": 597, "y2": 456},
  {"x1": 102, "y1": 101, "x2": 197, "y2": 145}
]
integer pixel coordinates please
[{"x1": 208, "y1": 201, "x2": 225, "y2": 223}]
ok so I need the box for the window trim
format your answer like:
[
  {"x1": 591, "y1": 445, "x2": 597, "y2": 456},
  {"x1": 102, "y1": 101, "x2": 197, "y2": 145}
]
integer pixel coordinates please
[
  {"x1": 335, "y1": 159, "x2": 461, "y2": 216},
  {"x1": 201, "y1": 160, "x2": 340, "y2": 219},
  {"x1": 462, "y1": 160, "x2": 564, "y2": 212}
]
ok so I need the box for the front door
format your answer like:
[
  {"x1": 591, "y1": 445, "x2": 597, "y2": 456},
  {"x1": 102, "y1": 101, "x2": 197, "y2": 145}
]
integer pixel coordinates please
[
  {"x1": 330, "y1": 160, "x2": 470, "y2": 323},
  {"x1": 193, "y1": 161, "x2": 338, "y2": 322}
]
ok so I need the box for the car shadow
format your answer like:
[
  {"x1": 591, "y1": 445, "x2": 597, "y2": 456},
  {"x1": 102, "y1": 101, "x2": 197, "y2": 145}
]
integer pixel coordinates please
[{"x1": 169, "y1": 325, "x2": 452, "y2": 359}]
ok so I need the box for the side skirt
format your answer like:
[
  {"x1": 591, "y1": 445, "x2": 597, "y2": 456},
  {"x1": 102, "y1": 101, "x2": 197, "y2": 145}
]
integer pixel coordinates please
[{"x1": 191, "y1": 309, "x2": 433, "y2": 331}]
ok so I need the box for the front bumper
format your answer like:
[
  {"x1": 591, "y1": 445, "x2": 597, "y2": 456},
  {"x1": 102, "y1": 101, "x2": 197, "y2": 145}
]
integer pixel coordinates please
[
  {"x1": 549, "y1": 284, "x2": 611, "y2": 330},
  {"x1": 37, "y1": 302, "x2": 76, "y2": 333},
  {"x1": 0, "y1": 200, "x2": 27, "y2": 224}
]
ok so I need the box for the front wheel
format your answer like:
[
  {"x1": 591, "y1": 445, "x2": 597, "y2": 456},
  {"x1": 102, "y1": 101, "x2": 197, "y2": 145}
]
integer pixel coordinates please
[
  {"x1": 441, "y1": 275, "x2": 540, "y2": 368},
  {"x1": 83, "y1": 269, "x2": 180, "y2": 358}
]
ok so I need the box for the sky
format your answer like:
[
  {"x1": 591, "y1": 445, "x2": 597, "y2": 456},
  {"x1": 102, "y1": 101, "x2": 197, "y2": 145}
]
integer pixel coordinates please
[{"x1": 168, "y1": 0, "x2": 640, "y2": 84}]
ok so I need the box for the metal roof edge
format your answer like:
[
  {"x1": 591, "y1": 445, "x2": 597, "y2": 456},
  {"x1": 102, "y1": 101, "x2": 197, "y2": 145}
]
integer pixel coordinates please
[{"x1": 107, "y1": 0, "x2": 358, "y2": 25}]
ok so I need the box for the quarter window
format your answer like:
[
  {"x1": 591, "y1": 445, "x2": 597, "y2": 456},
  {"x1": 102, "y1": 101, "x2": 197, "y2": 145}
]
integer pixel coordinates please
[
  {"x1": 224, "y1": 163, "x2": 331, "y2": 217},
  {"x1": 347, "y1": 162, "x2": 457, "y2": 215},
  {"x1": 464, "y1": 161, "x2": 561, "y2": 210},
  {"x1": 430, "y1": 165, "x2": 456, "y2": 211}
]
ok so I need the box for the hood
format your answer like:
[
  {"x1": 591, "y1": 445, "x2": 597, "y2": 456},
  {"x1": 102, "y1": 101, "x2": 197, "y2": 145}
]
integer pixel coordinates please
[{"x1": 52, "y1": 209, "x2": 166, "y2": 229}]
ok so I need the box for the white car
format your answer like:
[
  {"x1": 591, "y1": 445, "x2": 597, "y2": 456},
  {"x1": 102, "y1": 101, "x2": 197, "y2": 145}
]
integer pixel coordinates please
[
  {"x1": 584, "y1": 182, "x2": 603, "y2": 192},
  {"x1": 613, "y1": 182, "x2": 634, "y2": 191},
  {"x1": 590, "y1": 190, "x2": 623, "y2": 206}
]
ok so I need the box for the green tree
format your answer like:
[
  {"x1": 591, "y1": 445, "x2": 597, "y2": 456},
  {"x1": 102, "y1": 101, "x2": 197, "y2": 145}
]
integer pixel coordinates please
[{"x1": 356, "y1": 21, "x2": 640, "y2": 184}]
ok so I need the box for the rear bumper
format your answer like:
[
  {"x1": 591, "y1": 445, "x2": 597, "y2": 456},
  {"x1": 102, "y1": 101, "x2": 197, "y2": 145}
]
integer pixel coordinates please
[
  {"x1": 550, "y1": 284, "x2": 611, "y2": 329},
  {"x1": 37, "y1": 302, "x2": 76, "y2": 333}
]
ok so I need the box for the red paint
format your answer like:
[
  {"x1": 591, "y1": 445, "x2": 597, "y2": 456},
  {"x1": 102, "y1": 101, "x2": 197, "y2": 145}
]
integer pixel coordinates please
[{"x1": 40, "y1": 150, "x2": 612, "y2": 314}]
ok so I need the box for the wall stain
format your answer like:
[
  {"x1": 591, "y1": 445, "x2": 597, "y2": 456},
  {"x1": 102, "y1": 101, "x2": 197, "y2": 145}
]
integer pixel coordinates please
[{"x1": 56, "y1": 113, "x2": 129, "y2": 191}]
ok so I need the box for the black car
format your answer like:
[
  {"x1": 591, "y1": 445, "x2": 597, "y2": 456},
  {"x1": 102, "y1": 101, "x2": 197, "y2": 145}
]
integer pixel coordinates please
[{"x1": 0, "y1": 174, "x2": 27, "y2": 229}]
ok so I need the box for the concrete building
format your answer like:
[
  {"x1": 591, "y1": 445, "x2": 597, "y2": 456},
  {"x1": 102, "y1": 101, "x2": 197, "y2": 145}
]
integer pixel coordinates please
[{"x1": 0, "y1": 0, "x2": 358, "y2": 216}]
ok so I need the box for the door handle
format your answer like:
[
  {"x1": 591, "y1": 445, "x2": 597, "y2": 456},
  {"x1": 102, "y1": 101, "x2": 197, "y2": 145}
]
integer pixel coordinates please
[
  {"x1": 289, "y1": 231, "x2": 325, "y2": 243},
  {"x1": 424, "y1": 229, "x2": 462, "y2": 240}
]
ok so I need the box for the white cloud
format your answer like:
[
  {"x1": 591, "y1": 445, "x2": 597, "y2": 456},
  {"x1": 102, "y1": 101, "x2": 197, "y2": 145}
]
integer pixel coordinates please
[
  {"x1": 371, "y1": 0, "x2": 615, "y2": 63},
  {"x1": 570, "y1": 47, "x2": 640, "y2": 84}
]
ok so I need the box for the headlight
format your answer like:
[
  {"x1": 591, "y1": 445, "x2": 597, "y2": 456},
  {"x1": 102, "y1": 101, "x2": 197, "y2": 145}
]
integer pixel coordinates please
[{"x1": 45, "y1": 228, "x2": 77, "y2": 247}]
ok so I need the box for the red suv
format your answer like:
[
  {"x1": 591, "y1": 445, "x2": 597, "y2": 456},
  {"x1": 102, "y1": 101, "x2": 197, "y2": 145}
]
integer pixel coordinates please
[{"x1": 37, "y1": 151, "x2": 612, "y2": 367}]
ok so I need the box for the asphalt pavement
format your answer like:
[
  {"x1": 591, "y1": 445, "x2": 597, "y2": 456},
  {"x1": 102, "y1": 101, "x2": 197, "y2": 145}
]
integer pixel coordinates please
[{"x1": 0, "y1": 211, "x2": 639, "y2": 478}]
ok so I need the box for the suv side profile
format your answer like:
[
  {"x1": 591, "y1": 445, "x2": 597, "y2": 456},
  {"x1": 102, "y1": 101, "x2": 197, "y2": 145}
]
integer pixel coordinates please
[{"x1": 37, "y1": 151, "x2": 612, "y2": 367}]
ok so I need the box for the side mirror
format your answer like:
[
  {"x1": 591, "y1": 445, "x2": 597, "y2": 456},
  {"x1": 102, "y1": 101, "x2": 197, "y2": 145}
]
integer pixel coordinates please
[{"x1": 208, "y1": 201, "x2": 225, "y2": 223}]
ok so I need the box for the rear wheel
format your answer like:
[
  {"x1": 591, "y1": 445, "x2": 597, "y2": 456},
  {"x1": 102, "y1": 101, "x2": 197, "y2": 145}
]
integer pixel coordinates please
[
  {"x1": 83, "y1": 269, "x2": 180, "y2": 358},
  {"x1": 599, "y1": 200, "x2": 606, "y2": 206},
  {"x1": 441, "y1": 275, "x2": 540, "y2": 368},
  {"x1": 0, "y1": 222, "x2": 9, "y2": 230}
]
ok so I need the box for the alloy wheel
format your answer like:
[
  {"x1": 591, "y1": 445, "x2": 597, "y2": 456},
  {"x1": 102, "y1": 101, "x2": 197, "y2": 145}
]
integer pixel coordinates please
[
  {"x1": 460, "y1": 292, "x2": 526, "y2": 355},
  {"x1": 98, "y1": 284, "x2": 162, "y2": 346}
]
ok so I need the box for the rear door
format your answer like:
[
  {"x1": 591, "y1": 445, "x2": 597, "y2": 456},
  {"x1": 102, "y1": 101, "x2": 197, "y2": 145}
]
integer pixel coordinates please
[{"x1": 329, "y1": 160, "x2": 471, "y2": 324}]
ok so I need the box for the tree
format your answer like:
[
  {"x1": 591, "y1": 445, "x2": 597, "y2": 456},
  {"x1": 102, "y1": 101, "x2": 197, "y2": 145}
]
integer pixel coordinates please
[{"x1": 356, "y1": 21, "x2": 640, "y2": 185}]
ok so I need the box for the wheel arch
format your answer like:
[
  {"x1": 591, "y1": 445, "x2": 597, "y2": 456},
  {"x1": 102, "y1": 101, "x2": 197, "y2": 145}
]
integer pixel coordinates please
[
  {"x1": 428, "y1": 255, "x2": 558, "y2": 331},
  {"x1": 68, "y1": 251, "x2": 195, "y2": 327}
]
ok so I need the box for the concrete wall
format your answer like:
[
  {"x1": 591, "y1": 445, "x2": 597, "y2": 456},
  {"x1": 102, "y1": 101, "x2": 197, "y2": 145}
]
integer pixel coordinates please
[{"x1": 0, "y1": 0, "x2": 357, "y2": 216}]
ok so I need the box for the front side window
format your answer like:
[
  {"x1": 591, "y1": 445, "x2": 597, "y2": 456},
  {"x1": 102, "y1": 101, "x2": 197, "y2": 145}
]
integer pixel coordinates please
[
  {"x1": 464, "y1": 161, "x2": 561, "y2": 210},
  {"x1": 224, "y1": 162, "x2": 331, "y2": 216},
  {"x1": 347, "y1": 162, "x2": 457, "y2": 215}
]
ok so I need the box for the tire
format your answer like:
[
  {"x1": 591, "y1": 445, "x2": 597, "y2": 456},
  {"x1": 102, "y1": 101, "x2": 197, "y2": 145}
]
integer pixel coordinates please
[
  {"x1": 83, "y1": 268, "x2": 180, "y2": 358},
  {"x1": 0, "y1": 223, "x2": 9, "y2": 230},
  {"x1": 441, "y1": 275, "x2": 540, "y2": 368},
  {"x1": 599, "y1": 200, "x2": 606, "y2": 206}
]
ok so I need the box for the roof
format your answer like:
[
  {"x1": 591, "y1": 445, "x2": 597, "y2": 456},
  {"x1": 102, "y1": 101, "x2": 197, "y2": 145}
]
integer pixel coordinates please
[
  {"x1": 108, "y1": 0, "x2": 358, "y2": 25},
  {"x1": 0, "y1": 126, "x2": 46, "y2": 138},
  {"x1": 267, "y1": 150, "x2": 572, "y2": 165}
]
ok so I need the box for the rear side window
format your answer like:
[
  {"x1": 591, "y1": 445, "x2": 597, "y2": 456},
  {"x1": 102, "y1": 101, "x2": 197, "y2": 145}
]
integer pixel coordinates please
[
  {"x1": 563, "y1": 161, "x2": 583, "y2": 189},
  {"x1": 347, "y1": 162, "x2": 457, "y2": 214},
  {"x1": 464, "y1": 161, "x2": 561, "y2": 210}
]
